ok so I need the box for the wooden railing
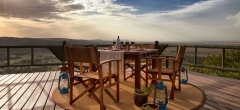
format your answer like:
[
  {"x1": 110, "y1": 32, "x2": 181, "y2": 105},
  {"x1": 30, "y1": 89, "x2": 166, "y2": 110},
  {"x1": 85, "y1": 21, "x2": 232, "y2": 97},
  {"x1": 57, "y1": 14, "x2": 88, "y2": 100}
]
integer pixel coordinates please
[
  {"x1": 0, "y1": 45, "x2": 64, "y2": 67},
  {"x1": 0, "y1": 41, "x2": 240, "y2": 73},
  {"x1": 166, "y1": 44, "x2": 240, "y2": 73}
]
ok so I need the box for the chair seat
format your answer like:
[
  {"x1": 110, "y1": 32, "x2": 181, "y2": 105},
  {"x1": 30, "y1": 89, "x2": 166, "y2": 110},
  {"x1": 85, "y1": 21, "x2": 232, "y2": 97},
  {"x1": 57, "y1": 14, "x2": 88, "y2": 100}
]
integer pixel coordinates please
[
  {"x1": 76, "y1": 72, "x2": 117, "y2": 80},
  {"x1": 127, "y1": 60, "x2": 148, "y2": 65},
  {"x1": 74, "y1": 63, "x2": 89, "y2": 68},
  {"x1": 147, "y1": 68, "x2": 175, "y2": 75}
]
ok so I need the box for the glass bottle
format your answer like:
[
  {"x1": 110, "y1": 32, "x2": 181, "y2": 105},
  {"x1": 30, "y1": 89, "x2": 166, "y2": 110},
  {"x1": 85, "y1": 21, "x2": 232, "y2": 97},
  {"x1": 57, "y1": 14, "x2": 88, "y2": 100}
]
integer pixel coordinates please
[{"x1": 115, "y1": 36, "x2": 121, "y2": 49}]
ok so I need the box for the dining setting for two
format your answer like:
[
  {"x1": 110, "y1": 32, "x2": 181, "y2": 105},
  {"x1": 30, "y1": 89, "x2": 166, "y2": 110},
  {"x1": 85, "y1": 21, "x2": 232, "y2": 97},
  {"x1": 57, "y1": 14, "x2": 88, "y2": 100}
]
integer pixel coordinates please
[
  {"x1": 104, "y1": 36, "x2": 146, "y2": 51},
  {"x1": 51, "y1": 38, "x2": 205, "y2": 110}
]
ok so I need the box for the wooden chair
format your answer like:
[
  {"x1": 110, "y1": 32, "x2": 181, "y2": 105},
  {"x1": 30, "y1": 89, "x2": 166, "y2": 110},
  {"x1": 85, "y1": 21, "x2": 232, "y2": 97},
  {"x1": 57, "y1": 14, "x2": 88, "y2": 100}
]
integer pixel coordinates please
[
  {"x1": 145, "y1": 45, "x2": 186, "y2": 99},
  {"x1": 124, "y1": 44, "x2": 168, "y2": 81},
  {"x1": 124, "y1": 44, "x2": 155, "y2": 81},
  {"x1": 65, "y1": 45, "x2": 120, "y2": 110}
]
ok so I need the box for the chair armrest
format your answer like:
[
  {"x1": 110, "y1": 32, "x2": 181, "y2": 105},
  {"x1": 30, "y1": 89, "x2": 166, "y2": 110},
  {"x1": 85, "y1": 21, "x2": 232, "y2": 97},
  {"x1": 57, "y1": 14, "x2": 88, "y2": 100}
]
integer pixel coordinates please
[
  {"x1": 152, "y1": 55, "x2": 175, "y2": 58},
  {"x1": 144, "y1": 56, "x2": 161, "y2": 60},
  {"x1": 100, "y1": 59, "x2": 121, "y2": 65},
  {"x1": 162, "y1": 55, "x2": 176, "y2": 58},
  {"x1": 158, "y1": 57, "x2": 178, "y2": 61},
  {"x1": 144, "y1": 56, "x2": 177, "y2": 61}
]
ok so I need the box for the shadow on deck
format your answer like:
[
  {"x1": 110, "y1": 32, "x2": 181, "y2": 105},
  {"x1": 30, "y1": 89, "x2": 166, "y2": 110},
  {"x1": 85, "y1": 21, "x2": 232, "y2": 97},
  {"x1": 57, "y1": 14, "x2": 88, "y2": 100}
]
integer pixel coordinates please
[{"x1": 0, "y1": 71, "x2": 240, "y2": 110}]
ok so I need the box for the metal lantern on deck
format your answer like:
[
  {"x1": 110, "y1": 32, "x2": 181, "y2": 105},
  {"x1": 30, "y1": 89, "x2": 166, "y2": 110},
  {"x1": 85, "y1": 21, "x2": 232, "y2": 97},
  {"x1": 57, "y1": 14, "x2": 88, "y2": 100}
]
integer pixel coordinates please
[
  {"x1": 180, "y1": 66, "x2": 188, "y2": 84},
  {"x1": 154, "y1": 81, "x2": 168, "y2": 110},
  {"x1": 58, "y1": 72, "x2": 70, "y2": 94}
]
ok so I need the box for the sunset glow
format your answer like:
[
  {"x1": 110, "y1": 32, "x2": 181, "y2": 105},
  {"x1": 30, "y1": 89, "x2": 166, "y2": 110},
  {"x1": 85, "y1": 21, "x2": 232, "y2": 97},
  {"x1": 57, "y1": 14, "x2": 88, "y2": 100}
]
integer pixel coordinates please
[{"x1": 0, "y1": 0, "x2": 240, "y2": 42}]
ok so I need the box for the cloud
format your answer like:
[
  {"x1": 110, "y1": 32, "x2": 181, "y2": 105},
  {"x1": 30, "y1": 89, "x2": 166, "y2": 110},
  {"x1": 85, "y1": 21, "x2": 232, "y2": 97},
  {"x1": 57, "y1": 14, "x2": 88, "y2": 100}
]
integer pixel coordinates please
[
  {"x1": 65, "y1": 4, "x2": 84, "y2": 11},
  {"x1": 1, "y1": 0, "x2": 240, "y2": 42},
  {"x1": 59, "y1": 0, "x2": 74, "y2": 3},
  {"x1": 0, "y1": 0, "x2": 84, "y2": 21},
  {"x1": 227, "y1": 11, "x2": 240, "y2": 28},
  {"x1": 77, "y1": 0, "x2": 137, "y2": 16},
  {"x1": 130, "y1": 0, "x2": 240, "y2": 41}
]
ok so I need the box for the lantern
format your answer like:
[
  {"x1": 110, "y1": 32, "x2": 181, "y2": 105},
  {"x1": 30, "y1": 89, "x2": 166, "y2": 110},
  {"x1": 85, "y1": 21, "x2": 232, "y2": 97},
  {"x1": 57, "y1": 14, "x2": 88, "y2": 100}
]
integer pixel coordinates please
[
  {"x1": 58, "y1": 72, "x2": 70, "y2": 94},
  {"x1": 154, "y1": 81, "x2": 168, "y2": 110},
  {"x1": 180, "y1": 66, "x2": 188, "y2": 84}
]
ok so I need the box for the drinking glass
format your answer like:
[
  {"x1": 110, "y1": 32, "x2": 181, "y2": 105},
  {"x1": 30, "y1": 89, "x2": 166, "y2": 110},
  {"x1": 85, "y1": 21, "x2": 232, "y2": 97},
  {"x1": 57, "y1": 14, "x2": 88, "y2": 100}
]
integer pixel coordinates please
[
  {"x1": 131, "y1": 41, "x2": 135, "y2": 48},
  {"x1": 113, "y1": 40, "x2": 116, "y2": 45}
]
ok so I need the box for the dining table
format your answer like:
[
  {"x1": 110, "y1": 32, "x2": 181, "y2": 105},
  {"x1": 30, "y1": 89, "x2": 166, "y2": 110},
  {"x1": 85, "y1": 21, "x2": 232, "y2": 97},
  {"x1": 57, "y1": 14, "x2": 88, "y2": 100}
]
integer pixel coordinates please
[{"x1": 99, "y1": 48, "x2": 158, "y2": 89}]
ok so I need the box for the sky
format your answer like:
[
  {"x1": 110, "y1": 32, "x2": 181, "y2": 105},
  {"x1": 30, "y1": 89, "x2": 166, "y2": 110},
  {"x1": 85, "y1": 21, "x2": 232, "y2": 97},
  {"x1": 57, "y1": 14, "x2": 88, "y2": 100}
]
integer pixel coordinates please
[{"x1": 0, "y1": 0, "x2": 240, "y2": 42}]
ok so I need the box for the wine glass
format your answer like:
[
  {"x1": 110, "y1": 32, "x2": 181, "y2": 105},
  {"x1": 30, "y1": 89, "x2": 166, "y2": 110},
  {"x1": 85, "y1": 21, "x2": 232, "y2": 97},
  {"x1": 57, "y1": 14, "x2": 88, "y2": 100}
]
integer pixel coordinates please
[
  {"x1": 113, "y1": 40, "x2": 116, "y2": 45},
  {"x1": 125, "y1": 40, "x2": 129, "y2": 45},
  {"x1": 131, "y1": 41, "x2": 135, "y2": 49}
]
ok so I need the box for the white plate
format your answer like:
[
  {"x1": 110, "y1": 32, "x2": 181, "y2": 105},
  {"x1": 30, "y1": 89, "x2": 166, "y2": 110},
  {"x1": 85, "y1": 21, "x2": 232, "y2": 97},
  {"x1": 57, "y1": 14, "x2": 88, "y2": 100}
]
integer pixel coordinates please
[
  {"x1": 133, "y1": 49, "x2": 144, "y2": 51},
  {"x1": 111, "y1": 49, "x2": 121, "y2": 51}
]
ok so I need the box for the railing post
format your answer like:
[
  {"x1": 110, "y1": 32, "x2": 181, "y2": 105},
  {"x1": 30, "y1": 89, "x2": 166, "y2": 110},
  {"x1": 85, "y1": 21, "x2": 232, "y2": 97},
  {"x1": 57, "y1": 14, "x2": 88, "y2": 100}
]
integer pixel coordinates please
[
  {"x1": 154, "y1": 41, "x2": 159, "y2": 54},
  {"x1": 222, "y1": 48, "x2": 225, "y2": 68},
  {"x1": 60, "y1": 41, "x2": 68, "y2": 73},
  {"x1": 155, "y1": 41, "x2": 168, "y2": 55},
  {"x1": 194, "y1": 47, "x2": 197, "y2": 64},
  {"x1": 62, "y1": 41, "x2": 67, "y2": 66}
]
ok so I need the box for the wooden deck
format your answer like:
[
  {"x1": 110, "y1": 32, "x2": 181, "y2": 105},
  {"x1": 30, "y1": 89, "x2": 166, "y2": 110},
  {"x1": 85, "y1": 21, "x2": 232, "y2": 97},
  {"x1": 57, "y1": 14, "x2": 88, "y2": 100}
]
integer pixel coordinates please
[
  {"x1": 0, "y1": 71, "x2": 240, "y2": 110},
  {"x1": 188, "y1": 72, "x2": 240, "y2": 110}
]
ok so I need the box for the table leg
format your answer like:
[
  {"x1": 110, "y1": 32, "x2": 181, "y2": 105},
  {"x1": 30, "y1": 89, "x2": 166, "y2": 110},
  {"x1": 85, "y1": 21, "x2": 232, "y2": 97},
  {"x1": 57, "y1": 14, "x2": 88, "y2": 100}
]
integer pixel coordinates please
[{"x1": 134, "y1": 55, "x2": 141, "y2": 89}]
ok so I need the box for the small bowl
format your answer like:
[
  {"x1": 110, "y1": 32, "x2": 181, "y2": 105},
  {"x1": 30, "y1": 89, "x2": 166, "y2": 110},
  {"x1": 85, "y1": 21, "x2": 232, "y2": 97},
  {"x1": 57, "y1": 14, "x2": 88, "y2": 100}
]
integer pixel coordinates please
[{"x1": 142, "y1": 103, "x2": 159, "y2": 110}]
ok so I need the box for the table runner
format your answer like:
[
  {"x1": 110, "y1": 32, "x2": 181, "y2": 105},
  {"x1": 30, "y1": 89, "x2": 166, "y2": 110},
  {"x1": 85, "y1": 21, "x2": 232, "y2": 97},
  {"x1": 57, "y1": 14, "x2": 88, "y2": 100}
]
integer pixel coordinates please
[{"x1": 99, "y1": 50, "x2": 124, "y2": 74}]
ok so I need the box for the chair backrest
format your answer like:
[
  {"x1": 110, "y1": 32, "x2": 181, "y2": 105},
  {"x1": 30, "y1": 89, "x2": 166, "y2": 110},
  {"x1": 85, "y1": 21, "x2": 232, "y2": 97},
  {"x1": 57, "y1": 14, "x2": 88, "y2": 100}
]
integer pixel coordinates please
[
  {"x1": 65, "y1": 45, "x2": 99, "y2": 64},
  {"x1": 176, "y1": 45, "x2": 186, "y2": 60},
  {"x1": 175, "y1": 45, "x2": 186, "y2": 70},
  {"x1": 65, "y1": 45, "x2": 100, "y2": 75},
  {"x1": 156, "y1": 44, "x2": 168, "y2": 55}
]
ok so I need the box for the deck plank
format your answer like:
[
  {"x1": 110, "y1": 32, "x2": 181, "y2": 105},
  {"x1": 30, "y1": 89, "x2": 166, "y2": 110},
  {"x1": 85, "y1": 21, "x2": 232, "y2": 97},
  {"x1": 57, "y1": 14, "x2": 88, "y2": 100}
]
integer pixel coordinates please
[
  {"x1": 190, "y1": 71, "x2": 240, "y2": 85},
  {"x1": 200, "y1": 103, "x2": 217, "y2": 110},
  {"x1": 0, "y1": 74, "x2": 16, "y2": 85},
  {"x1": 206, "y1": 94, "x2": 240, "y2": 109},
  {"x1": 0, "y1": 72, "x2": 40, "y2": 109},
  {"x1": 21, "y1": 72, "x2": 50, "y2": 109},
  {"x1": 44, "y1": 71, "x2": 64, "y2": 110},
  {"x1": 33, "y1": 71, "x2": 56, "y2": 109},
  {"x1": 190, "y1": 80, "x2": 240, "y2": 105},
  {"x1": 205, "y1": 100, "x2": 229, "y2": 110},
  {"x1": 0, "y1": 73, "x2": 23, "y2": 92},
  {"x1": 0, "y1": 74, "x2": 10, "y2": 82},
  {"x1": 0, "y1": 73, "x2": 34, "y2": 109},
  {"x1": 10, "y1": 72, "x2": 45, "y2": 110},
  {"x1": 189, "y1": 72, "x2": 240, "y2": 93},
  {"x1": 0, "y1": 70, "x2": 240, "y2": 110},
  {"x1": 189, "y1": 76, "x2": 240, "y2": 104},
  {"x1": 0, "y1": 73, "x2": 29, "y2": 99},
  {"x1": 188, "y1": 72, "x2": 240, "y2": 110}
]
